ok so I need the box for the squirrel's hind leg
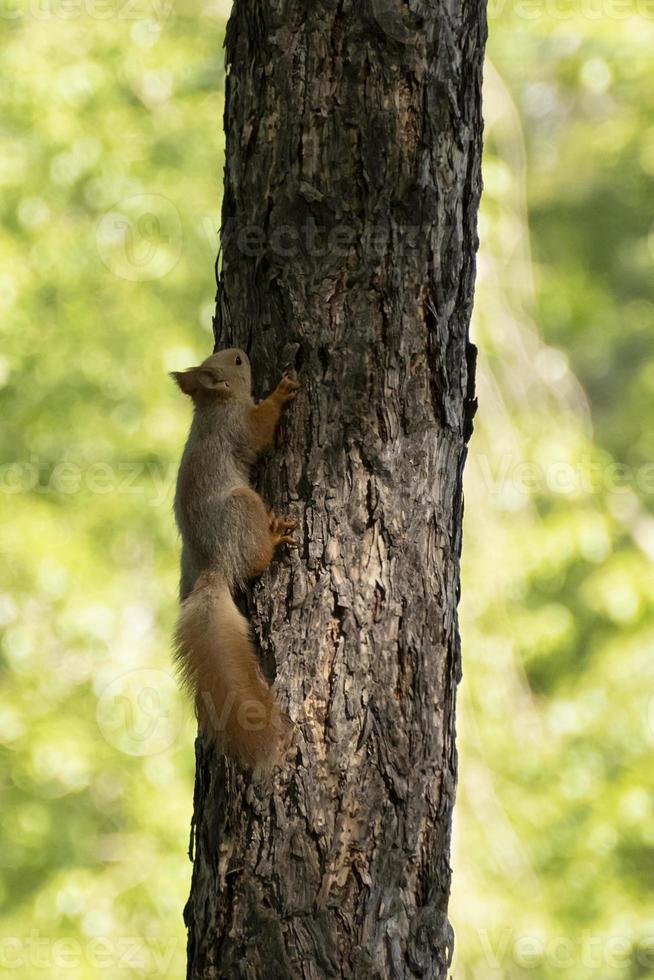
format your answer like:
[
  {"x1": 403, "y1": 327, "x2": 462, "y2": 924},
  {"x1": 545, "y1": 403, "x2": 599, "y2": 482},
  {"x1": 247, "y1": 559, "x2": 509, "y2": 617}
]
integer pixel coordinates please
[{"x1": 228, "y1": 487, "x2": 296, "y2": 579}]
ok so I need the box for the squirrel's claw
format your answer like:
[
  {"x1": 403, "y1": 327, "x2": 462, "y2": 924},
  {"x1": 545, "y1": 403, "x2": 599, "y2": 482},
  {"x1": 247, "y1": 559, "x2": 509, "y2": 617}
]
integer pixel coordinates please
[
  {"x1": 276, "y1": 376, "x2": 300, "y2": 402},
  {"x1": 269, "y1": 514, "x2": 298, "y2": 548}
]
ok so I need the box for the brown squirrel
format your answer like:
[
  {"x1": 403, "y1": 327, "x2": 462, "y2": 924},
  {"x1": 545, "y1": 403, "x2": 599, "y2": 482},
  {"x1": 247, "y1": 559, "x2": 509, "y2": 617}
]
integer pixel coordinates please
[{"x1": 171, "y1": 348, "x2": 300, "y2": 770}]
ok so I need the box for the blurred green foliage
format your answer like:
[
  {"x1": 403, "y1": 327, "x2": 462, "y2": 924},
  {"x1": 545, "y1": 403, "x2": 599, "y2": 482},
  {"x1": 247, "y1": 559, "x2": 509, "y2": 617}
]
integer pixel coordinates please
[
  {"x1": 0, "y1": 1, "x2": 228, "y2": 975},
  {"x1": 452, "y1": 10, "x2": 654, "y2": 980},
  {"x1": 0, "y1": 1, "x2": 652, "y2": 978}
]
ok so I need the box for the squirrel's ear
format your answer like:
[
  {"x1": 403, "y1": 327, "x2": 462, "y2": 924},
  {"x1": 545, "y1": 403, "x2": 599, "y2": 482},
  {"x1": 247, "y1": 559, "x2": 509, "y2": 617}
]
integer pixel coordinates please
[
  {"x1": 170, "y1": 369, "x2": 198, "y2": 396},
  {"x1": 170, "y1": 368, "x2": 230, "y2": 397}
]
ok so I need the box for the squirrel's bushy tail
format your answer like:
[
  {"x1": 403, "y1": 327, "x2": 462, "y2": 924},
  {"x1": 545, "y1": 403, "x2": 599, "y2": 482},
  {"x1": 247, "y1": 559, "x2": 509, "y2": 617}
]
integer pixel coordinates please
[{"x1": 174, "y1": 570, "x2": 285, "y2": 770}]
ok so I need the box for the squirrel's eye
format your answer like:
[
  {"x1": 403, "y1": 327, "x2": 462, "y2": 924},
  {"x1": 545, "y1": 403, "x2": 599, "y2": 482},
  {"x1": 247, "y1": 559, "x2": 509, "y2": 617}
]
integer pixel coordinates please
[{"x1": 235, "y1": 356, "x2": 242, "y2": 365}]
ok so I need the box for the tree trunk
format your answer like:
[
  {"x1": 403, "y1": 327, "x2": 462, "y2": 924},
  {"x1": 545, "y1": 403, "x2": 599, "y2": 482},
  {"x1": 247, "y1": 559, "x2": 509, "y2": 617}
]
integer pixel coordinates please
[{"x1": 184, "y1": 2, "x2": 486, "y2": 977}]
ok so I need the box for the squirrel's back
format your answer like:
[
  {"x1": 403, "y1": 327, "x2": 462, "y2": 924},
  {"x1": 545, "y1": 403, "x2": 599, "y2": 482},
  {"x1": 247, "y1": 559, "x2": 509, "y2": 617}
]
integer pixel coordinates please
[
  {"x1": 174, "y1": 398, "x2": 253, "y2": 502},
  {"x1": 174, "y1": 398, "x2": 255, "y2": 580}
]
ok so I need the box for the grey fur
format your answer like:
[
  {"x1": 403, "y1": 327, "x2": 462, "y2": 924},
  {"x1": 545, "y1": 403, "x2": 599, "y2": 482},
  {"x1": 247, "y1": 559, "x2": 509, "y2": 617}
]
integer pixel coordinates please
[{"x1": 173, "y1": 349, "x2": 264, "y2": 598}]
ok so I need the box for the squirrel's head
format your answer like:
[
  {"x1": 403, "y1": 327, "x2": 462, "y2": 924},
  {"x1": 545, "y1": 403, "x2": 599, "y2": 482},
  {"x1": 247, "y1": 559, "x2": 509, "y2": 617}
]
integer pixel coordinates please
[{"x1": 171, "y1": 348, "x2": 252, "y2": 403}]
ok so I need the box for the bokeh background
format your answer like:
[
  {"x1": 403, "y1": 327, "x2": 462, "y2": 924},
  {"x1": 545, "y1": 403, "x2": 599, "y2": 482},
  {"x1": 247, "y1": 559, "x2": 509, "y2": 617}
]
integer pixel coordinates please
[{"x1": 1, "y1": 1, "x2": 653, "y2": 977}]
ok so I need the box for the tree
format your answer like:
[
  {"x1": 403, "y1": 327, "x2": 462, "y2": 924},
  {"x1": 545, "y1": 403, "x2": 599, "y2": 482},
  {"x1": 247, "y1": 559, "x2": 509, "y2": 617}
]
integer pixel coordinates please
[{"x1": 183, "y1": 2, "x2": 486, "y2": 976}]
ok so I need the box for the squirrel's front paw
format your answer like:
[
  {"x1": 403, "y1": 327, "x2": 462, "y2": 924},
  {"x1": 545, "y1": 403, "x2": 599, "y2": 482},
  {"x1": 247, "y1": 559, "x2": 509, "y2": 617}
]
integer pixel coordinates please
[{"x1": 275, "y1": 376, "x2": 300, "y2": 403}]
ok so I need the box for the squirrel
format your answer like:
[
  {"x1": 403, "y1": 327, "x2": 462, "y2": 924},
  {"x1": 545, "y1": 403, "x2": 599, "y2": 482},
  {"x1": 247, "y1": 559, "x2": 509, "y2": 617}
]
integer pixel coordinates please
[{"x1": 171, "y1": 348, "x2": 300, "y2": 770}]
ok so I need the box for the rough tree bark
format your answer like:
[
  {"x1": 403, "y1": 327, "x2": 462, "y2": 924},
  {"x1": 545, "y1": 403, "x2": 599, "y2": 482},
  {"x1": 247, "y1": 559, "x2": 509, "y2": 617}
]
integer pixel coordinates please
[{"x1": 184, "y1": 1, "x2": 486, "y2": 977}]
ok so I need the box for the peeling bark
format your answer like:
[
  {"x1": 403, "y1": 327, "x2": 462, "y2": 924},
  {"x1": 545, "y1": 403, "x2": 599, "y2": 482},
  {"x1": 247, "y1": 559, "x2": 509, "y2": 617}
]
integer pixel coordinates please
[{"x1": 184, "y1": 1, "x2": 486, "y2": 977}]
